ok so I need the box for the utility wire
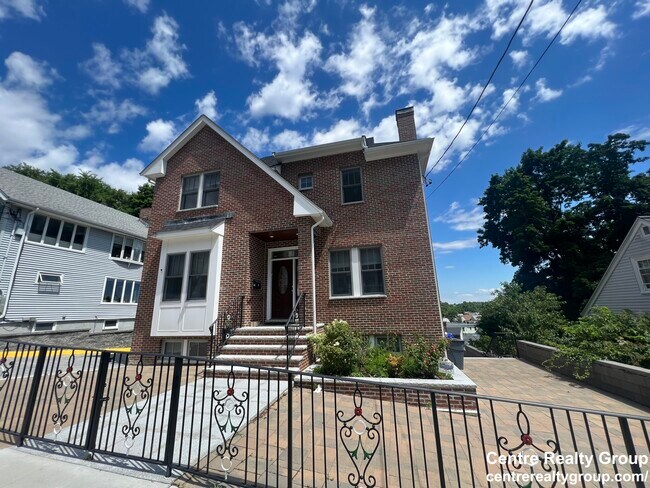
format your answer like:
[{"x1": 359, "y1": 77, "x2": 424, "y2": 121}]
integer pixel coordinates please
[
  {"x1": 424, "y1": 0, "x2": 535, "y2": 182},
  {"x1": 426, "y1": 0, "x2": 583, "y2": 199}
]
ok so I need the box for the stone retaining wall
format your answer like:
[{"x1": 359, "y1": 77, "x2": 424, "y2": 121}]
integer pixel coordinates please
[{"x1": 517, "y1": 340, "x2": 650, "y2": 407}]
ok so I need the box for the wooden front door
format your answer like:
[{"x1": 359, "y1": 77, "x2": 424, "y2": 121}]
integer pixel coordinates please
[{"x1": 270, "y1": 259, "x2": 295, "y2": 320}]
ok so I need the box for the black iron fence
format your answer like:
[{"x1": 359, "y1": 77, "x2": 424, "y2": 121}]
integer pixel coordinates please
[
  {"x1": 0, "y1": 339, "x2": 648, "y2": 487},
  {"x1": 285, "y1": 292, "x2": 306, "y2": 369},
  {"x1": 208, "y1": 294, "x2": 245, "y2": 358}
]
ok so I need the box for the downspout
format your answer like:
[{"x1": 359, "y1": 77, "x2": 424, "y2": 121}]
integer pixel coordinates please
[
  {"x1": 0, "y1": 206, "x2": 19, "y2": 289},
  {"x1": 310, "y1": 214, "x2": 326, "y2": 333},
  {"x1": 1, "y1": 207, "x2": 38, "y2": 320}
]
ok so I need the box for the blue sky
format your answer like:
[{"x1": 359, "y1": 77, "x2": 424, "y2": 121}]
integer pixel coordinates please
[{"x1": 1, "y1": 0, "x2": 649, "y2": 302}]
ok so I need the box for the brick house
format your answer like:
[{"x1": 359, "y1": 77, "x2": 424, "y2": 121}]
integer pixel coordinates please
[{"x1": 131, "y1": 106, "x2": 444, "y2": 366}]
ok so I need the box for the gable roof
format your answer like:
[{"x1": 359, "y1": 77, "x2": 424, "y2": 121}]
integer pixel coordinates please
[
  {"x1": 0, "y1": 168, "x2": 148, "y2": 239},
  {"x1": 582, "y1": 216, "x2": 650, "y2": 315},
  {"x1": 140, "y1": 115, "x2": 332, "y2": 227}
]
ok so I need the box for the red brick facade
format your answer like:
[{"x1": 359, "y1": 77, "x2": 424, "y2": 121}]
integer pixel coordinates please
[{"x1": 131, "y1": 124, "x2": 443, "y2": 354}]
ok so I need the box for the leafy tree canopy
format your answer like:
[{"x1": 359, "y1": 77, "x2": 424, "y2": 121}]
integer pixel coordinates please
[
  {"x1": 5, "y1": 163, "x2": 153, "y2": 217},
  {"x1": 478, "y1": 134, "x2": 649, "y2": 319}
]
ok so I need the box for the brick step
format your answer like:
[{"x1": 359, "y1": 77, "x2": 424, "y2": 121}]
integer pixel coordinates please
[
  {"x1": 220, "y1": 344, "x2": 308, "y2": 355},
  {"x1": 233, "y1": 326, "x2": 312, "y2": 336},
  {"x1": 226, "y1": 335, "x2": 310, "y2": 345}
]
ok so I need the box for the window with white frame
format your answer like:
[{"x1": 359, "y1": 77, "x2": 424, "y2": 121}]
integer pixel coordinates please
[
  {"x1": 33, "y1": 322, "x2": 55, "y2": 332},
  {"x1": 329, "y1": 247, "x2": 385, "y2": 298},
  {"x1": 163, "y1": 340, "x2": 183, "y2": 356},
  {"x1": 102, "y1": 278, "x2": 141, "y2": 304},
  {"x1": 111, "y1": 234, "x2": 145, "y2": 263},
  {"x1": 180, "y1": 171, "x2": 220, "y2": 210},
  {"x1": 298, "y1": 174, "x2": 313, "y2": 191},
  {"x1": 341, "y1": 167, "x2": 363, "y2": 204},
  {"x1": 36, "y1": 272, "x2": 63, "y2": 285},
  {"x1": 162, "y1": 340, "x2": 209, "y2": 357},
  {"x1": 27, "y1": 214, "x2": 87, "y2": 251},
  {"x1": 162, "y1": 251, "x2": 210, "y2": 302},
  {"x1": 634, "y1": 258, "x2": 650, "y2": 292},
  {"x1": 103, "y1": 320, "x2": 118, "y2": 331},
  {"x1": 642, "y1": 225, "x2": 650, "y2": 238}
]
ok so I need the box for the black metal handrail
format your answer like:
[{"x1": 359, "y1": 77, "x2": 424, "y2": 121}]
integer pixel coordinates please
[
  {"x1": 208, "y1": 294, "x2": 245, "y2": 358},
  {"x1": 0, "y1": 338, "x2": 648, "y2": 488},
  {"x1": 284, "y1": 292, "x2": 306, "y2": 369}
]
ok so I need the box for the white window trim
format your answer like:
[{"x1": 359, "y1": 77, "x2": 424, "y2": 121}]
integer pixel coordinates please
[
  {"x1": 26, "y1": 214, "x2": 88, "y2": 253},
  {"x1": 101, "y1": 277, "x2": 141, "y2": 305},
  {"x1": 298, "y1": 174, "x2": 313, "y2": 191},
  {"x1": 32, "y1": 322, "x2": 56, "y2": 332},
  {"x1": 110, "y1": 233, "x2": 144, "y2": 264},
  {"x1": 642, "y1": 225, "x2": 650, "y2": 239},
  {"x1": 162, "y1": 250, "x2": 211, "y2": 303},
  {"x1": 35, "y1": 272, "x2": 64, "y2": 285},
  {"x1": 178, "y1": 171, "x2": 220, "y2": 211},
  {"x1": 631, "y1": 256, "x2": 650, "y2": 294},
  {"x1": 340, "y1": 166, "x2": 364, "y2": 205},
  {"x1": 266, "y1": 246, "x2": 299, "y2": 322},
  {"x1": 102, "y1": 319, "x2": 119, "y2": 331},
  {"x1": 328, "y1": 247, "x2": 386, "y2": 299}
]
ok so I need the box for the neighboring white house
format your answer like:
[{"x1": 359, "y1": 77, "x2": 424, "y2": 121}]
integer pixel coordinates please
[
  {"x1": 0, "y1": 168, "x2": 148, "y2": 336},
  {"x1": 583, "y1": 216, "x2": 650, "y2": 315}
]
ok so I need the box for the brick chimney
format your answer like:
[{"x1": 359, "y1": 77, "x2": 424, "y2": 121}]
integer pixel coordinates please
[{"x1": 395, "y1": 106, "x2": 417, "y2": 142}]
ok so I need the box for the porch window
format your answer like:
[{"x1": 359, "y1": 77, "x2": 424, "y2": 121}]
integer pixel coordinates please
[
  {"x1": 187, "y1": 251, "x2": 209, "y2": 300},
  {"x1": 329, "y1": 247, "x2": 385, "y2": 298},
  {"x1": 341, "y1": 167, "x2": 363, "y2": 204},
  {"x1": 163, "y1": 253, "x2": 185, "y2": 301},
  {"x1": 27, "y1": 214, "x2": 88, "y2": 251},
  {"x1": 180, "y1": 171, "x2": 220, "y2": 210},
  {"x1": 330, "y1": 250, "x2": 352, "y2": 296}
]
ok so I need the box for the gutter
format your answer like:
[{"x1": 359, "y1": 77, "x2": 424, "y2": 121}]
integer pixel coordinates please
[
  {"x1": 1, "y1": 207, "x2": 38, "y2": 320},
  {"x1": 310, "y1": 213, "x2": 327, "y2": 333}
]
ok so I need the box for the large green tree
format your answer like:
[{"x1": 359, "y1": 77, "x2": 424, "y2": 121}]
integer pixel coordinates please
[
  {"x1": 5, "y1": 163, "x2": 154, "y2": 217},
  {"x1": 478, "y1": 134, "x2": 649, "y2": 318}
]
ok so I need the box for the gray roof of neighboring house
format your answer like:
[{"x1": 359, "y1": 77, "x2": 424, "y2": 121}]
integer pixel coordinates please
[{"x1": 0, "y1": 168, "x2": 148, "y2": 239}]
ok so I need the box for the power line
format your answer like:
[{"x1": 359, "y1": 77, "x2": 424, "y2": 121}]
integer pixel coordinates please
[
  {"x1": 426, "y1": 0, "x2": 584, "y2": 199},
  {"x1": 424, "y1": 0, "x2": 535, "y2": 182}
]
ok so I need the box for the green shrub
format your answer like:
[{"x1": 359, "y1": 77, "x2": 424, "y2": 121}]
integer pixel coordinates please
[
  {"x1": 545, "y1": 307, "x2": 650, "y2": 379},
  {"x1": 308, "y1": 320, "x2": 364, "y2": 376},
  {"x1": 362, "y1": 347, "x2": 391, "y2": 377},
  {"x1": 399, "y1": 337, "x2": 450, "y2": 379}
]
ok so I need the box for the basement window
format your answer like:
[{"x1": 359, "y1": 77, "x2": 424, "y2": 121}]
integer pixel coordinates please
[
  {"x1": 162, "y1": 341, "x2": 183, "y2": 356},
  {"x1": 32, "y1": 322, "x2": 55, "y2": 332},
  {"x1": 103, "y1": 320, "x2": 119, "y2": 331}
]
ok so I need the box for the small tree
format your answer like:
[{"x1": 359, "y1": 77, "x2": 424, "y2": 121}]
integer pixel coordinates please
[{"x1": 478, "y1": 282, "x2": 567, "y2": 353}]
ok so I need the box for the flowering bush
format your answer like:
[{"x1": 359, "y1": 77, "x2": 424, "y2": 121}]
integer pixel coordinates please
[
  {"x1": 400, "y1": 337, "x2": 450, "y2": 379},
  {"x1": 308, "y1": 320, "x2": 364, "y2": 376}
]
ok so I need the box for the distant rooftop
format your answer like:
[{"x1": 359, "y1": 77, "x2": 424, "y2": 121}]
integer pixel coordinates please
[{"x1": 0, "y1": 168, "x2": 148, "y2": 239}]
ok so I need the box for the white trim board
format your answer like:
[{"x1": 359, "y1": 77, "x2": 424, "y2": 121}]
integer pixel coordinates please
[{"x1": 140, "y1": 115, "x2": 332, "y2": 227}]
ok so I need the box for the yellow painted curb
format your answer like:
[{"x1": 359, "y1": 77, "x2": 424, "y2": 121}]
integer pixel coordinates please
[{"x1": 3, "y1": 346, "x2": 131, "y2": 359}]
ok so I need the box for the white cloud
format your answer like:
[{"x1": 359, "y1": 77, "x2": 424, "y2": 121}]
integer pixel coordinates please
[
  {"x1": 560, "y1": 5, "x2": 616, "y2": 45},
  {"x1": 82, "y1": 14, "x2": 188, "y2": 94},
  {"x1": 444, "y1": 265, "x2": 455, "y2": 269},
  {"x1": 4, "y1": 51, "x2": 55, "y2": 90},
  {"x1": 0, "y1": 0, "x2": 43, "y2": 20},
  {"x1": 633, "y1": 1, "x2": 650, "y2": 19},
  {"x1": 534, "y1": 78, "x2": 562, "y2": 102},
  {"x1": 435, "y1": 201, "x2": 485, "y2": 231},
  {"x1": 278, "y1": 0, "x2": 317, "y2": 24},
  {"x1": 615, "y1": 124, "x2": 650, "y2": 141},
  {"x1": 325, "y1": 5, "x2": 387, "y2": 103},
  {"x1": 81, "y1": 43, "x2": 122, "y2": 89},
  {"x1": 509, "y1": 49, "x2": 528, "y2": 68},
  {"x1": 138, "y1": 119, "x2": 177, "y2": 153},
  {"x1": 245, "y1": 31, "x2": 322, "y2": 120},
  {"x1": 123, "y1": 0, "x2": 149, "y2": 13},
  {"x1": 272, "y1": 129, "x2": 308, "y2": 151},
  {"x1": 195, "y1": 90, "x2": 218, "y2": 119},
  {"x1": 85, "y1": 98, "x2": 147, "y2": 133},
  {"x1": 240, "y1": 127, "x2": 270, "y2": 153},
  {"x1": 79, "y1": 151, "x2": 146, "y2": 191},
  {"x1": 312, "y1": 119, "x2": 362, "y2": 145},
  {"x1": 432, "y1": 238, "x2": 478, "y2": 252}
]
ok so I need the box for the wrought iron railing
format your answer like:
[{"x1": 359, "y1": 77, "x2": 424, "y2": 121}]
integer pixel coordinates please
[
  {"x1": 284, "y1": 292, "x2": 306, "y2": 369},
  {"x1": 0, "y1": 339, "x2": 648, "y2": 487},
  {"x1": 208, "y1": 295, "x2": 245, "y2": 358}
]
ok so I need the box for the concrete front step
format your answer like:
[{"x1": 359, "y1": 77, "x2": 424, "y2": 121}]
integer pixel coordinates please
[
  {"x1": 204, "y1": 364, "x2": 301, "y2": 378},
  {"x1": 234, "y1": 326, "x2": 312, "y2": 336},
  {"x1": 214, "y1": 354, "x2": 305, "y2": 368},
  {"x1": 220, "y1": 344, "x2": 308, "y2": 355},
  {"x1": 226, "y1": 334, "x2": 310, "y2": 345}
]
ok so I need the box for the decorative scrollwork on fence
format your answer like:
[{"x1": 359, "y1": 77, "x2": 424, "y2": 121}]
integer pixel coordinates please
[
  {"x1": 121, "y1": 356, "x2": 153, "y2": 453},
  {"x1": 498, "y1": 407, "x2": 560, "y2": 488},
  {"x1": 52, "y1": 353, "x2": 82, "y2": 437},
  {"x1": 337, "y1": 384, "x2": 382, "y2": 488},
  {"x1": 212, "y1": 367, "x2": 248, "y2": 479},
  {"x1": 0, "y1": 343, "x2": 15, "y2": 393}
]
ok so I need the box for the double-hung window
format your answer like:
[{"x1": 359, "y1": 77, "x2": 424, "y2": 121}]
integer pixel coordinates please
[
  {"x1": 299, "y1": 174, "x2": 313, "y2": 191},
  {"x1": 341, "y1": 167, "x2": 363, "y2": 204},
  {"x1": 162, "y1": 251, "x2": 210, "y2": 301},
  {"x1": 634, "y1": 258, "x2": 650, "y2": 292},
  {"x1": 180, "y1": 172, "x2": 220, "y2": 210},
  {"x1": 329, "y1": 247, "x2": 385, "y2": 298},
  {"x1": 27, "y1": 214, "x2": 87, "y2": 251},
  {"x1": 111, "y1": 234, "x2": 145, "y2": 263}
]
